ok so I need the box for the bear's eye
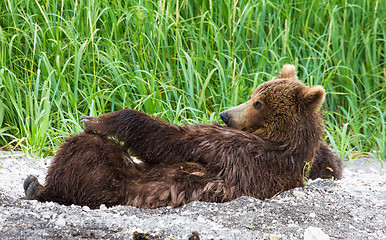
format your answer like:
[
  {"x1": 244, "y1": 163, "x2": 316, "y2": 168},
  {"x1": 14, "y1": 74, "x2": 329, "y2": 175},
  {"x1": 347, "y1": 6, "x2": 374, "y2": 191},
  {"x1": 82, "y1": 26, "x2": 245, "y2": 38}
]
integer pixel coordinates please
[{"x1": 253, "y1": 101, "x2": 262, "y2": 110}]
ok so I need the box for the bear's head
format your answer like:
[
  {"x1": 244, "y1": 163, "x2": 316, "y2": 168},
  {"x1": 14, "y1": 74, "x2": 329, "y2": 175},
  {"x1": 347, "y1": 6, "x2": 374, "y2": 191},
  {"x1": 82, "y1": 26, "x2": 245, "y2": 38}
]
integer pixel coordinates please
[{"x1": 220, "y1": 64, "x2": 325, "y2": 143}]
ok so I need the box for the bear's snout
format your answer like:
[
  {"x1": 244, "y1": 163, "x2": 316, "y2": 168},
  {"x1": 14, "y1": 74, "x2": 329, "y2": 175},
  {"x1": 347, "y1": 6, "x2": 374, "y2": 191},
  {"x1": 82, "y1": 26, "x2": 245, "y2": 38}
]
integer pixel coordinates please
[{"x1": 220, "y1": 111, "x2": 231, "y2": 125}]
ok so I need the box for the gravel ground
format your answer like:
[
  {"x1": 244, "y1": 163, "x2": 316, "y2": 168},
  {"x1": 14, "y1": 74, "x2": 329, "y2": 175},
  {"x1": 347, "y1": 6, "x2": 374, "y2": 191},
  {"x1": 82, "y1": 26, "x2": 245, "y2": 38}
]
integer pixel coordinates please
[{"x1": 0, "y1": 150, "x2": 385, "y2": 240}]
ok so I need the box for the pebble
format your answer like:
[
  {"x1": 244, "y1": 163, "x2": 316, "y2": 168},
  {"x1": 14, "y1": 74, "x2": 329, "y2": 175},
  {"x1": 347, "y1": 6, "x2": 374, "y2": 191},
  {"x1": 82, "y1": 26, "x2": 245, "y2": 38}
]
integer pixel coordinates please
[
  {"x1": 263, "y1": 233, "x2": 282, "y2": 240},
  {"x1": 292, "y1": 190, "x2": 306, "y2": 198},
  {"x1": 304, "y1": 227, "x2": 329, "y2": 240},
  {"x1": 82, "y1": 206, "x2": 90, "y2": 211},
  {"x1": 55, "y1": 215, "x2": 66, "y2": 227},
  {"x1": 0, "y1": 152, "x2": 385, "y2": 239}
]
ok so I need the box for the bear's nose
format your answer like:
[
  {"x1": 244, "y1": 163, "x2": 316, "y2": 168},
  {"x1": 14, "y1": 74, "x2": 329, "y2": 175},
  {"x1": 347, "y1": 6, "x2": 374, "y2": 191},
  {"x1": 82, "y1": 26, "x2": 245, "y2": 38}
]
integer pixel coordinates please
[{"x1": 220, "y1": 111, "x2": 231, "y2": 125}]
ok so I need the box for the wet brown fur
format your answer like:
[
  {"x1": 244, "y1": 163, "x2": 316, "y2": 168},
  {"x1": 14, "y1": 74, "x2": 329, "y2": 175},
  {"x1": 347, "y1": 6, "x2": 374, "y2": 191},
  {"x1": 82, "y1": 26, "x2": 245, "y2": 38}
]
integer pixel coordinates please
[
  {"x1": 220, "y1": 64, "x2": 342, "y2": 181},
  {"x1": 24, "y1": 64, "x2": 342, "y2": 209}
]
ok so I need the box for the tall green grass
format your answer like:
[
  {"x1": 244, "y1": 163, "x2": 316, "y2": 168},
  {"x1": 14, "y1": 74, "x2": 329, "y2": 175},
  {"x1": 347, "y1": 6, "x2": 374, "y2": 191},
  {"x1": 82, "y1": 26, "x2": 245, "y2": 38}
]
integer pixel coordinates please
[{"x1": 0, "y1": 0, "x2": 385, "y2": 160}]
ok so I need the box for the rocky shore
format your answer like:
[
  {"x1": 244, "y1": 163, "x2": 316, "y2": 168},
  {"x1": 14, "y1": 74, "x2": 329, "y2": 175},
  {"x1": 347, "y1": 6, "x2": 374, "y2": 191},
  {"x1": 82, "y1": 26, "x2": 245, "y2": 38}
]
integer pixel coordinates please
[{"x1": 0, "y1": 151, "x2": 385, "y2": 239}]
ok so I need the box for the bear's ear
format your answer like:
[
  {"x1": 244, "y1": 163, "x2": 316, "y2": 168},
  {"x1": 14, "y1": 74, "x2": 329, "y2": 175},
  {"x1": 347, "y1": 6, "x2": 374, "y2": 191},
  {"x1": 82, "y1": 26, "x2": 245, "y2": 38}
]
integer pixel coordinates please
[
  {"x1": 278, "y1": 64, "x2": 296, "y2": 79},
  {"x1": 303, "y1": 86, "x2": 325, "y2": 111}
]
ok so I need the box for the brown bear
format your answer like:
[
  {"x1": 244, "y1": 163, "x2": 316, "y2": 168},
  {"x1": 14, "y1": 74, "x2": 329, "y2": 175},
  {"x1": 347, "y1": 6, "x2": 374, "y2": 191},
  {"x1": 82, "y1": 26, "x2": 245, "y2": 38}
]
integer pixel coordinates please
[
  {"x1": 219, "y1": 65, "x2": 342, "y2": 181},
  {"x1": 23, "y1": 64, "x2": 342, "y2": 209}
]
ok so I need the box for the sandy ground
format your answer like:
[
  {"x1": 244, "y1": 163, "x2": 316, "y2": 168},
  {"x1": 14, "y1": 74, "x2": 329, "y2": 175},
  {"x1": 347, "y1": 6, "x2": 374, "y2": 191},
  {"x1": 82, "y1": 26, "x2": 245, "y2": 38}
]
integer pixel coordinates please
[{"x1": 0, "y1": 150, "x2": 385, "y2": 239}]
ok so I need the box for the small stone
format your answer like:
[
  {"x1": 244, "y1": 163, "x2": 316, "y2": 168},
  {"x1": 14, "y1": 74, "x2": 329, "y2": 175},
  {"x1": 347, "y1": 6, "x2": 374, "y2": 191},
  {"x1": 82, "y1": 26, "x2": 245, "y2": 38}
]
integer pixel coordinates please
[
  {"x1": 288, "y1": 223, "x2": 298, "y2": 228},
  {"x1": 28, "y1": 212, "x2": 39, "y2": 218},
  {"x1": 304, "y1": 227, "x2": 329, "y2": 240},
  {"x1": 82, "y1": 206, "x2": 90, "y2": 211},
  {"x1": 293, "y1": 190, "x2": 306, "y2": 198},
  {"x1": 263, "y1": 233, "x2": 282, "y2": 240},
  {"x1": 55, "y1": 215, "x2": 66, "y2": 227},
  {"x1": 99, "y1": 204, "x2": 107, "y2": 210},
  {"x1": 188, "y1": 231, "x2": 200, "y2": 240},
  {"x1": 309, "y1": 212, "x2": 316, "y2": 218}
]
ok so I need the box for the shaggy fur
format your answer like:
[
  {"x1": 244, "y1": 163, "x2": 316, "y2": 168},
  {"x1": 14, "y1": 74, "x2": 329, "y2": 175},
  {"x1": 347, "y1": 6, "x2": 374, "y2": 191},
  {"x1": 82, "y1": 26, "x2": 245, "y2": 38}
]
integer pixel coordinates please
[
  {"x1": 24, "y1": 64, "x2": 342, "y2": 209},
  {"x1": 309, "y1": 142, "x2": 343, "y2": 180}
]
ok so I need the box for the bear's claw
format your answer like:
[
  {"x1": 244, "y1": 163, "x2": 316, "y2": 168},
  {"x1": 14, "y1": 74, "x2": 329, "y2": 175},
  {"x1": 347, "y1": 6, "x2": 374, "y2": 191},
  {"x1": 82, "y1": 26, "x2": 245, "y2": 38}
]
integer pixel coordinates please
[
  {"x1": 80, "y1": 115, "x2": 99, "y2": 133},
  {"x1": 80, "y1": 115, "x2": 93, "y2": 122}
]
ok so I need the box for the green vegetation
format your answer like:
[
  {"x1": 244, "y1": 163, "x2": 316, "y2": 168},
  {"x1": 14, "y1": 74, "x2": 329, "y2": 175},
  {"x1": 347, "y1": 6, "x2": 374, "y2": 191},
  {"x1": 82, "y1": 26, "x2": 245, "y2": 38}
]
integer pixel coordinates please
[{"x1": 0, "y1": 0, "x2": 385, "y2": 161}]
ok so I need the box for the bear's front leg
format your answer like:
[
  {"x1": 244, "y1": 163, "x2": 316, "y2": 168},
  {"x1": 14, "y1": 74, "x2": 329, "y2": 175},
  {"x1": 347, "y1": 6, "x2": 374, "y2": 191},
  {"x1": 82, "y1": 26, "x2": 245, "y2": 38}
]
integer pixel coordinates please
[
  {"x1": 81, "y1": 109, "x2": 186, "y2": 164},
  {"x1": 80, "y1": 110, "x2": 147, "y2": 136}
]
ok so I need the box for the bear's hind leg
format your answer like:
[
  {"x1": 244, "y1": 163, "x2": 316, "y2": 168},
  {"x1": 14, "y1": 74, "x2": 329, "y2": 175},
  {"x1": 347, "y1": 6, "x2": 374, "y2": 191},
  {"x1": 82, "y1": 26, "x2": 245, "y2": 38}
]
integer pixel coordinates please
[
  {"x1": 25, "y1": 133, "x2": 140, "y2": 208},
  {"x1": 23, "y1": 175, "x2": 42, "y2": 200}
]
